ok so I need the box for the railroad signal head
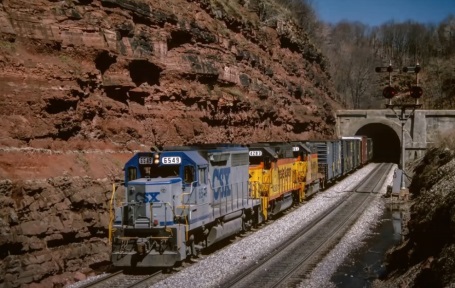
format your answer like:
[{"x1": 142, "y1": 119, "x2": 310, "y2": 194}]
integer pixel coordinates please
[
  {"x1": 402, "y1": 65, "x2": 421, "y2": 73},
  {"x1": 383, "y1": 86, "x2": 397, "y2": 99},
  {"x1": 375, "y1": 65, "x2": 394, "y2": 73},
  {"x1": 410, "y1": 86, "x2": 423, "y2": 98}
]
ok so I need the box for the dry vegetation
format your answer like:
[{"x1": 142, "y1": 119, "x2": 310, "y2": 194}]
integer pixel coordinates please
[
  {"x1": 242, "y1": 1, "x2": 455, "y2": 110},
  {"x1": 318, "y1": 17, "x2": 455, "y2": 109}
]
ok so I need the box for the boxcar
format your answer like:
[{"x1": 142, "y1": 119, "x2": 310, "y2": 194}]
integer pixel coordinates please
[
  {"x1": 305, "y1": 140, "x2": 342, "y2": 186},
  {"x1": 367, "y1": 138, "x2": 373, "y2": 162},
  {"x1": 342, "y1": 136, "x2": 369, "y2": 166},
  {"x1": 340, "y1": 138, "x2": 355, "y2": 176}
]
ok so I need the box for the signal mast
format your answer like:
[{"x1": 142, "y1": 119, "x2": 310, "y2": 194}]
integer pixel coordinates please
[{"x1": 375, "y1": 61, "x2": 422, "y2": 199}]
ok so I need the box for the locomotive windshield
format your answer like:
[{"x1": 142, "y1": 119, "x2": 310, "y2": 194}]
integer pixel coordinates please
[
  {"x1": 249, "y1": 157, "x2": 262, "y2": 165},
  {"x1": 139, "y1": 164, "x2": 180, "y2": 178},
  {"x1": 249, "y1": 156, "x2": 271, "y2": 169},
  {"x1": 249, "y1": 150, "x2": 264, "y2": 165}
]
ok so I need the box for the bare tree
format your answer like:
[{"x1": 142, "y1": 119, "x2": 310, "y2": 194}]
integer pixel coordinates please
[{"x1": 346, "y1": 47, "x2": 377, "y2": 108}]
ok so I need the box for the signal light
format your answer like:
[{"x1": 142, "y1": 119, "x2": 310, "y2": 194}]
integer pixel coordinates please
[
  {"x1": 375, "y1": 65, "x2": 394, "y2": 73},
  {"x1": 383, "y1": 86, "x2": 397, "y2": 99},
  {"x1": 410, "y1": 86, "x2": 423, "y2": 98},
  {"x1": 403, "y1": 65, "x2": 421, "y2": 73}
]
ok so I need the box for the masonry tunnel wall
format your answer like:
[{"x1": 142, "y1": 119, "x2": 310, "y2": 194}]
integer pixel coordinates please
[{"x1": 338, "y1": 110, "x2": 455, "y2": 167}]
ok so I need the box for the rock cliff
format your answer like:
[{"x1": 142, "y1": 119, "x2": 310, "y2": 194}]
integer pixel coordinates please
[{"x1": 0, "y1": 0, "x2": 341, "y2": 286}]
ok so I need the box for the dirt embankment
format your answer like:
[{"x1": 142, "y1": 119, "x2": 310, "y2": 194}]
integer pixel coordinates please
[{"x1": 373, "y1": 147, "x2": 455, "y2": 287}]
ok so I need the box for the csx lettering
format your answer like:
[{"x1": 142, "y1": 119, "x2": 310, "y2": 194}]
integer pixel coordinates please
[
  {"x1": 278, "y1": 167, "x2": 291, "y2": 179},
  {"x1": 213, "y1": 167, "x2": 231, "y2": 200},
  {"x1": 135, "y1": 192, "x2": 160, "y2": 203},
  {"x1": 145, "y1": 192, "x2": 160, "y2": 203}
]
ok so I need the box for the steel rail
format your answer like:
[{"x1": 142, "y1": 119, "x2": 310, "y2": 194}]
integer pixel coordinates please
[
  {"x1": 222, "y1": 163, "x2": 392, "y2": 288},
  {"x1": 79, "y1": 270, "x2": 162, "y2": 288}
]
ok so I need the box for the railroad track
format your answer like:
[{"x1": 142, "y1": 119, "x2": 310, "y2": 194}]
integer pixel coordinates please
[
  {"x1": 79, "y1": 269, "x2": 163, "y2": 288},
  {"x1": 221, "y1": 163, "x2": 393, "y2": 288}
]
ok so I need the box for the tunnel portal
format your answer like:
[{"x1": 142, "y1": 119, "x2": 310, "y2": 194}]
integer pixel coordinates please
[
  {"x1": 338, "y1": 110, "x2": 455, "y2": 165},
  {"x1": 356, "y1": 123, "x2": 400, "y2": 164}
]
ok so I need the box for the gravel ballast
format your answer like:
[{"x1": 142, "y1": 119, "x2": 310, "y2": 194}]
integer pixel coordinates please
[
  {"x1": 152, "y1": 163, "x2": 393, "y2": 288},
  {"x1": 298, "y1": 164, "x2": 396, "y2": 287}
]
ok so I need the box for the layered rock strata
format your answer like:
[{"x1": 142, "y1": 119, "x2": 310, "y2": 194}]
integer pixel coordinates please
[{"x1": 0, "y1": 0, "x2": 340, "y2": 286}]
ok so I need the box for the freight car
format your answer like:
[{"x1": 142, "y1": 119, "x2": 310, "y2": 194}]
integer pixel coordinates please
[
  {"x1": 306, "y1": 136, "x2": 373, "y2": 186},
  {"x1": 108, "y1": 138, "x2": 372, "y2": 269},
  {"x1": 304, "y1": 139, "x2": 342, "y2": 186},
  {"x1": 341, "y1": 137, "x2": 355, "y2": 175},
  {"x1": 367, "y1": 138, "x2": 373, "y2": 162},
  {"x1": 341, "y1": 136, "x2": 374, "y2": 166}
]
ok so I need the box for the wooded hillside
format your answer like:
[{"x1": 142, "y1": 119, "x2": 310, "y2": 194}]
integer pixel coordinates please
[
  {"x1": 319, "y1": 17, "x2": 455, "y2": 109},
  {"x1": 264, "y1": 0, "x2": 454, "y2": 109}
]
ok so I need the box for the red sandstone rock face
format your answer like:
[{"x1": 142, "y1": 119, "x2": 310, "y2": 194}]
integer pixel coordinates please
[
  {"x1": 0, "y1": 0, "x2": 341, "y2": 286},
  {"x1": 0, "y1": 0, "x2": 339, "y2": 153}
]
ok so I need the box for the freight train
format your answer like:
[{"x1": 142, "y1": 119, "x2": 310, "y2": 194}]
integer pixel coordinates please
[{"x1": 108, "y1": 137, "x2": 373, "y2": 268}]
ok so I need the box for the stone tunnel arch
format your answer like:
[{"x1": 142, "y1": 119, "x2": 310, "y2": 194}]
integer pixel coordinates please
[
  {"x1": 355, "y1": 123, "x2": 400, "y2": 164},
  {"x1": 338, "y1": 110, "x2": 455, "y2": 166},
  {"x1": 339, "y1": 116, "x2": 412, "y2": 165}
]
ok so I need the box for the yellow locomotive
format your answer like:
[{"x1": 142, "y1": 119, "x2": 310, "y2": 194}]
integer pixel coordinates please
[{"x1": 248, "y1": 142, "x2": 317, "y2": 221}]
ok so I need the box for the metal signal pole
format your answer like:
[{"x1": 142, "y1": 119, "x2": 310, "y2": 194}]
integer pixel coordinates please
[{"x1": 375, "y1": 62, "x2": 422, "y2": 195}]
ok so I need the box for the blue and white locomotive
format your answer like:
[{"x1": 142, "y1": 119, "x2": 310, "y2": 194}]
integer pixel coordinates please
[{"x1": 109, "y1": 145, "x2": 261, "y2": 268}]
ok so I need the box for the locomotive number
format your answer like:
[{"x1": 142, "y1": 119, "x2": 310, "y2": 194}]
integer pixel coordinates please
[
  {"x1": 138, "y1": 157, "x2": 153, "y2": 164},
  {"x1": 162, "y1": 157, "x2": 182, "y2": 164},
  {"x1": 249, "y1": 150, "x2": 262, "y2": 157},
  {"x1": 292, "y1": 146, "x2": 300, "y2": 151}
]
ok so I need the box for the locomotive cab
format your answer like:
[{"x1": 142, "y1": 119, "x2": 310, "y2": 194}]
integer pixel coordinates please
[
  {"x1": 110, "y1": 151, "x2": 208, "y2": 268},
  {"x1": 115, "y1": 151, "x2": 207, "y2": 229},
  {"x1": 110, "y1": 146, "x2": 259, "y2": 269}
]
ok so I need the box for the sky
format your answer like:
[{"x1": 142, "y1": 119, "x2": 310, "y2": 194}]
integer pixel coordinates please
[{"x1": 312, "y1": 0, "x2": 455, "y2": 27}]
